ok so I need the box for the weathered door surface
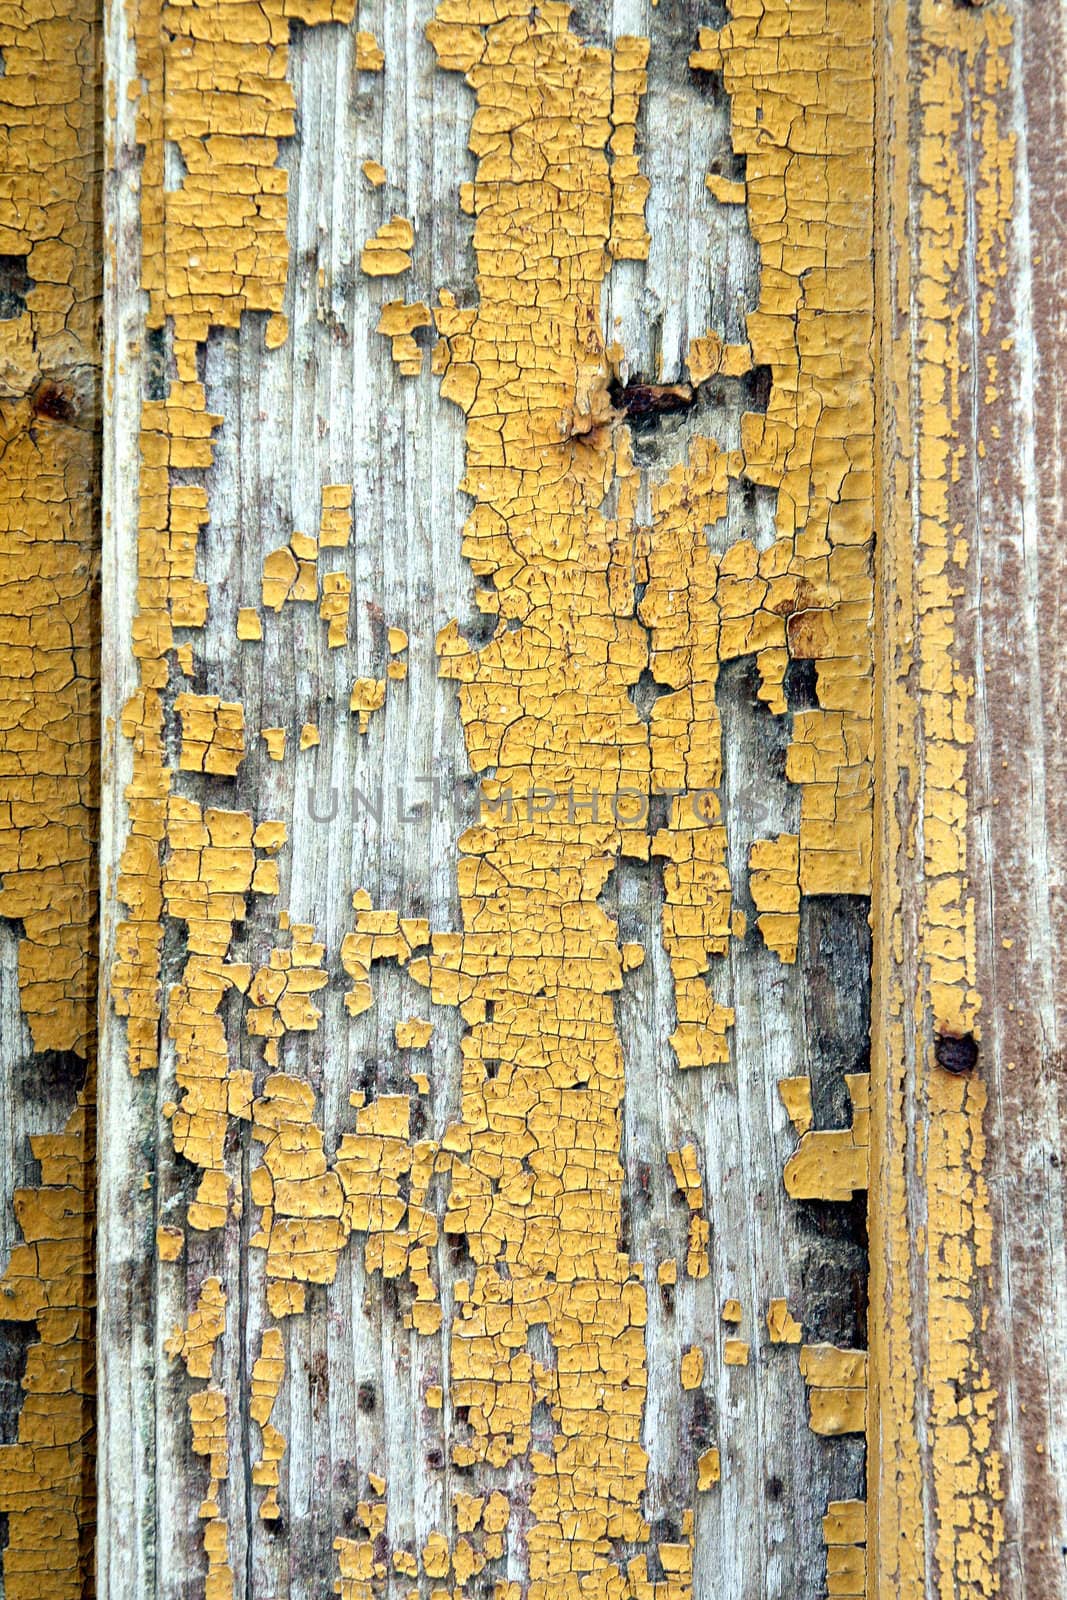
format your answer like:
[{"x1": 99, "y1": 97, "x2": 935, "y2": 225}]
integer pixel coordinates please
[{"x1": 0, "y1": 0, "x2": 1063, "y2": 1596}]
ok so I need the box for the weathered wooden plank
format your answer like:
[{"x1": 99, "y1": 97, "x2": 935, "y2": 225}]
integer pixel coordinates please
[
  {"x1": 97, "y1": 0, "x2": 881, "y2": 1596},
  {"x1": 871, "y1": 2, "x2": 1067, "y2": 1596},
  {"x1": 0, "y1": 0, "x2": 100, "y2": 1591}
]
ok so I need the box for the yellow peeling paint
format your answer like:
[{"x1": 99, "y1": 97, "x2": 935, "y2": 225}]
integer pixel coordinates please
[
  {"x1": 870, "y1": 4, "x2": 1012, "y2": 1593},
  {"x1": 0, "y1": 1093, "x2": 95, "y2": 1598},
  {"x1": 668, "y1": 1144, "x2": 710, "y2": 1278},
  {"x1": 377, "y1": 300, "x2": 431, "y2": 376},
  {"x1": 349, "y1": 676, "x2": 386, "y2": 733},
  {"x1": 354, "y1": 29, "x2": 383, "y2": 71},
  {"x1": 114, "y1": 0, "x2": 354, "y2": 1125},
  {"x1": 395, "y1": 1017, "x2": 434, "y2": 1049},
  {"x1": 766, "y1": 1298, "x2": 802, "y2": 1345},
  {"x1": 320, "y1": 572, "x2": 352, "y2": 646},
  {"x1": 360, "y1": 216, "x2": 414, "y2": 278},
  {"x1": 799, "y1": 1344, "x2": 867, "y2": 1438},
  {"x1": 696, "y1": 1448, "x2": 720, "y2": 1492},
  {"x1": 0, "y1": 0, "x2": 100, "y2": 1064},
  {"x1": 748, "y1": 833, "x2": 799, "y2": 964},
  {"x1": 704, "y1": 174, "x2": 745, "y2": 207},
  {"x1": 165, "y1": 1275, "x2": 226, "y2": 1378},
  {"x1": 177, "y1": 693, "x2": 246, "y2": 775},
  {"x1": 167, "y1": 1276, "x2": 232, "y2": 1593},
  {"x1": 688, "y1": 1, "x2": 874, "y2": 906},
  {"x1": 161, "y1": 798, "x2": 281, "y2": 1229},
  {"x1": 247, "y1": 921, "x2": 329, "y2": 1066},
  {"x1": 361, "y1": 159, "x2": 387, "y2": 187},
  {"x1": 784, "y1": 1073, "x2": 869, "y2": 1202},
  {"x1": 823, "y1": 1499, "x2": 866, "y2": 1599},
  {"x1": 106, "y1": 0, "x2": 892, "y2": 1585},
  {"x1": 0, "y1": 0, "x2": 99, "y2": 1586},
  {"x1": 250, "y1": 1328, "x2": 286, "y2": 1519},
  {"x1": 250, "y1": 1074, "x2": 440, "y2": 1320},
  {"x1": 341, "y1": 896, "x2": 427, "y2": 1016}
]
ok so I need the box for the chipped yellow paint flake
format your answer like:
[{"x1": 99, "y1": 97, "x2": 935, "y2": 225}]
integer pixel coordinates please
[
  {"x1": 360, "y1": 216, "x2": 414, "y2": 277},
  {"x1": 320, "y1": 571, "x2": 352, "y2": 646},
  {"x1": 354, "y1": 28, "x2": 383, "y2": 70},
  {"x1": 723, "y1": 1338, "x2": 749, "y2": 1368},
  {"x1": 350, "y1": 675, "x2": 386, "y2": 733},
  {"x1": 236, "y1": 605, "x2": 263, "y2": 641},
  {"x1": 165, "y1": 1275, "x2": 227, "y2": 1379},
  {"x1": 361, "y1": 159, "x2": 387, "y2": 187},
  {"x1": 784, "y1": 1073, "x2": 869, "y2": 1202},
  {"x1": 250, "y1": 1328, "x2": 286, "y2": 1520},
  {"x1": 823, "y1": 1499, "x2": 866, "y2": 1599},
  {"x1": 247, "y1": 921, "x2": 329, "y2": 1066},
  {"x1": 777, "y1": 1074, "x2": 813, "y2": 1137},
  {"x1": 395, "y1": 1017, "x2": 434, "y2": 1049},
  {"x1": 157, "y1": 1222, "x2": 185, "y2": 1260},
  {"x1": 766, "y1": 1297, "x2": 802, "y2": 1345},
  {"x1": 799, "y1": 1344, "x2": 867, "y2": 1437},
  {"x1": 263, "y1": 540, "x2": 317, "y2": 612},
  {"x1": 668, "y1": 1143, "x2": 710, "y2": 1278},
  {"x1": 377, "y1": 300, "x2": 432, "y2": 376},
  {"x1": 177, "y1": 693, "x2": 246, "y2": 776},
  {"x1": 680, "y1": 1346, "x2": 704, "y2": 1389},
  {"x1": 697, "y1": 1447, "x2": 721, "y2": 1492},
  {"x1": 319, "y1": 483, "x2": 353, "y2": 547},
  {"x1": 685, "y1": 330, "x2": 751, "y2": 387},
  {"x1": 299, "y1": 721, "x2": 319, "y2": 750},
  {"x1": 704, "y1": 173, "x2": 745, "y2": 206},
  {"x1": 748, "y1": 833, "x2": 800, "y2": 963}
]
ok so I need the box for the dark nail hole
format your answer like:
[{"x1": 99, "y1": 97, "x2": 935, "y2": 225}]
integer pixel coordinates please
[{"x1": 934, "y1": 1032, "x2": 978, "y2": 1075}]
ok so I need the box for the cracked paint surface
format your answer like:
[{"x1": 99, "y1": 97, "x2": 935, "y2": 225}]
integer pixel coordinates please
[
  {"x1": 0, "y1": 0, "x2": 99, "y2": 1591},
  {"x1": 871, "y1": 2, "x2": 1014, "y2": 1595},
  {"x1": 106, "y1": 0, "x2": 884, "y2": 1591}
]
